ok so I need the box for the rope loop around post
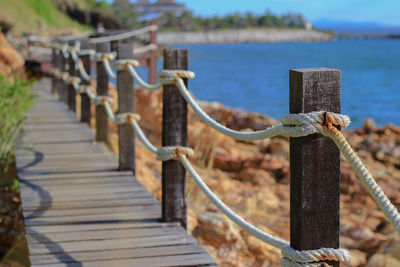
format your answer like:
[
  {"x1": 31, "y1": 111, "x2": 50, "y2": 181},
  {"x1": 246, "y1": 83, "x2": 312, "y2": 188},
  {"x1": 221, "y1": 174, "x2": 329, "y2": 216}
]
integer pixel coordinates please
[
  {"x1": 94, "y1": 52, "x2": 116, "y2": 62},
  {"x1": 157, "y1": 146, "x2": 194, "y2": 161},
  {"x1": 77, "y1": 84, "x2": 95, "y2": 95},
  {"x1": 93, "y1": 96, "x2": 113, "y2": 106},
  {"x1": 67, "y1": 76, "x2": 81, "y2": 86},
  {"x1": 114, "y1": 59, "x2": 140, "y2": 70},
  {"x1": 115, "y1": 113, "x2": 141, "y2": 125},
  {"x1": 60, "y1": 72, "x2": 70, "y2": 82},
  {"x1": 158, "y1": 70, "x2": 195, "y2": 84},
  {"x1": 280, "y1": 246, "x2": 350, "y2": 267}
]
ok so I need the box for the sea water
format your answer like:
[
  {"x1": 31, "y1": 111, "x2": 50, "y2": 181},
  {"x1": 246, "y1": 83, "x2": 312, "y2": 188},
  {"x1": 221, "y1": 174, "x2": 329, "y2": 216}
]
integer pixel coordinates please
[{"x1": 138, "y1": 38, "x2": 400, "y2": 128}]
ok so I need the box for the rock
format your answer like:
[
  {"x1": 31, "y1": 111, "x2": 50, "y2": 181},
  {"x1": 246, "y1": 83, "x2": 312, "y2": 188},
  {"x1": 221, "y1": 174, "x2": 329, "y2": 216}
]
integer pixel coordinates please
[
  {"x1": 349, "y1": 249, "x2": 367, "y2": 266},
  {"x1": 0, "y1": 32, "x2": 24, "y2": 75},
  {"x1": 366, "y1": 253, "x2": 400, "y2": 267},
  {"x1": 233, "y1": 167, "x2": 276, "y2": 186},
  {"x1": 263, "y1": 138, "x2": 289, "y2": 159},
  {"x1": 363, "y1": 118, "x2": 377, "y2": 133},
  {"x1": 192, "y1": 212, "x2": 242, "y2": 249}
]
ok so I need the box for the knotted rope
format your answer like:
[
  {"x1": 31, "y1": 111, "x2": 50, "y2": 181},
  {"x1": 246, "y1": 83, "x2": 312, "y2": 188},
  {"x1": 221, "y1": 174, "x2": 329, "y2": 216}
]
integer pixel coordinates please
[
  {"x1": 114, "y1": 59, "x2": 139, "y2": 71},
  {"x1": 156, "y1": 146, "x2": 194, "y2": 161}
]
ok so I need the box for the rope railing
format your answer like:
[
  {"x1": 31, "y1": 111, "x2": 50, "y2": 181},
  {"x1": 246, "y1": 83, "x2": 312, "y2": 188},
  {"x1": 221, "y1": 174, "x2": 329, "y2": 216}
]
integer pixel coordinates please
[
  {"x1": 90, "y1": 24, "x2": 158, "y2": 44},
  {"x1": 41, "y1": 39, "x2": 400, "y2": 267}
]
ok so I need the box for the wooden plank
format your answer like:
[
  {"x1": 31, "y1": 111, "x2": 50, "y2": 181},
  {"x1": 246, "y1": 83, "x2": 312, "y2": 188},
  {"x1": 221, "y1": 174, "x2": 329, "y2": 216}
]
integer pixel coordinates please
[
  {"x1": 21, "y1": 197, "x2": 158, "y2": 212},
  {"x1": 26, "y1": 222, "x2": 180, "y2": 235},
  {"x1": 18, "y1": 170, "x2": 133, "y2": 181},
  {"x1": 27, "y1": 226, "x2": 185, "y2": 244},
  {"x1": 21, "y1": 185, "x2": 148, "y2": 200},
  {"x1": 162, "y1": 49, "x2": 188, "y2": 229},
  {"x1": 23, "y1": 204, "x2": 160, "y2": 219},
  {"x1": 21, "y1": 189, "x2": 150, "y2": 203},
  {"x1": 31, "y1": 253, "x2": 216, "y2": 267},
  {"x1": 117, "y1": 43, "x2": 135, "y2": 172},
  {"x1": 28, "y1": 234, "x2": 196, "y2": 254},
  {"x1": 289, "y1": 68, "x2": 341, "y2": 266},
  {"x1": 95, "y1": 42, "x2": 110, "y2": 143},
  {"x1": 29, "y1": 244, "x2": 207, "y2": 265},
  {"x1": 25, "y1": 209, "x2": 161, "y2": 226}
]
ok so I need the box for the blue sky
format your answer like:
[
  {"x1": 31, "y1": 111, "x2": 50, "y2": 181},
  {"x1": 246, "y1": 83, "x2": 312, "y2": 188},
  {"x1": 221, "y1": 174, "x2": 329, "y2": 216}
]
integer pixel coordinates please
[{"x1": 107, "y1": 0, "x2": 399, "y2": 26}]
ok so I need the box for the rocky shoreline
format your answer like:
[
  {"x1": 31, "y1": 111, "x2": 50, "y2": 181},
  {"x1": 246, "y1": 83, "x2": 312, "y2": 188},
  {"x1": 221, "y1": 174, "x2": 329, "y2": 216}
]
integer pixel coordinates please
[
  {"x1": 157, "y1": 29, "x2": 331, "y2": 45},
  {"x1": 98, "y1": 87, "x2": 400, "y2": 267}
]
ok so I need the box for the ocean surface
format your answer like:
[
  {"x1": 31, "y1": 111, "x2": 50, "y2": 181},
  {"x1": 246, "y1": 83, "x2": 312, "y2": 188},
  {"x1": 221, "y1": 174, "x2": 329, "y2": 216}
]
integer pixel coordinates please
[{"x1": 139, "y1": 39, "x2": 400, "y2": 128}]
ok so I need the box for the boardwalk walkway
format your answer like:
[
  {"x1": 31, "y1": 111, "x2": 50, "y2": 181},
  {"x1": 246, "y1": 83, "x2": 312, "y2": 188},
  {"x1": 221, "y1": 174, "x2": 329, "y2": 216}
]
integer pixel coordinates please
[{"x1": 15, "y1": 79, "x2": 217, "y2": 267}]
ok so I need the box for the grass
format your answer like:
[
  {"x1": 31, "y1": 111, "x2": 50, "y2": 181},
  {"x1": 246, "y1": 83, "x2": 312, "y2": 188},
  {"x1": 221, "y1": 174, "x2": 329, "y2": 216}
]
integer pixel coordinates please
[
  {"x1": 0, "y1": 75, "x2": 34, "y2": 188},
  {"x1": 0, "y1": 0, "x2": 90, "y2": 35}
]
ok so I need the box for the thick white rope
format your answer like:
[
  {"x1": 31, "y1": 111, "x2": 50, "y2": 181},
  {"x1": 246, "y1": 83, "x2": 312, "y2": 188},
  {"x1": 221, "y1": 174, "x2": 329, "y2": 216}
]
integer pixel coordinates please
[
  {"x1": 102, "y1": 58, "x2": 117, "y2": 79},
  {"x1": 124, "y1": 109, "x2": 350, "y2": 266},
  {"x1": 127, "y1": 65, "x2": 162, "y2": 90},
  {"x1": 133, "y1": 43, "x2": 158, "y2": 55},
  {"x1": 320, "y1": 126, "x2": 400, "y2": 233},
  {"x1": 90, "y1": 24, "x2": 158, "y2": 44},
  {"x1": 129, "y1": 120, "x2": 158, "y2": 153}
]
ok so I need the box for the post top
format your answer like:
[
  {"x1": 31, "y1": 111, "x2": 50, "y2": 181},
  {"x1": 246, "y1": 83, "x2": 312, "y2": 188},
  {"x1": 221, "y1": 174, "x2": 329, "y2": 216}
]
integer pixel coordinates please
[{"x1": 290, "y1": 67, "x2": 340, "y2": 73}]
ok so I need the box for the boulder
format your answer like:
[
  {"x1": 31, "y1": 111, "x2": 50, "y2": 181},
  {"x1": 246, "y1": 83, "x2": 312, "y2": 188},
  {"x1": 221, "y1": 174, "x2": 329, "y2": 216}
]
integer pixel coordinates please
[{"x1": 0, "y1": 32, "x2": 24, "y2": 75}]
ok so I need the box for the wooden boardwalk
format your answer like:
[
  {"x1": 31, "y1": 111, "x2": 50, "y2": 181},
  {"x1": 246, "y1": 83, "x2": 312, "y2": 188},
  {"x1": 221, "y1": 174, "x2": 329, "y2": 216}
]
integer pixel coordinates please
[{"x1": 15, "y1": 79, "x2": 217, "y2": 267}]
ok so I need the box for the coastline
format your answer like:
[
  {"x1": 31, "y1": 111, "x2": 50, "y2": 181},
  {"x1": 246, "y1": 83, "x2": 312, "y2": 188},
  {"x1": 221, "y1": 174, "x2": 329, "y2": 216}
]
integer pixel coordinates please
[{"x1": 157, "y1": 28, "x2": 331, "y2": 45}]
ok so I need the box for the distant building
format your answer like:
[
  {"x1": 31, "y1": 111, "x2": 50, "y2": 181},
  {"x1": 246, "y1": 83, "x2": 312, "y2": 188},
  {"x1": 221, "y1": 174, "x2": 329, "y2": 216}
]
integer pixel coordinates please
[
  {"x1": 112, "y1": 0, "x2": 131, "y2": 6},
  {"x1": 133, "y1": 0, "x2": 186, "y2": 16}
]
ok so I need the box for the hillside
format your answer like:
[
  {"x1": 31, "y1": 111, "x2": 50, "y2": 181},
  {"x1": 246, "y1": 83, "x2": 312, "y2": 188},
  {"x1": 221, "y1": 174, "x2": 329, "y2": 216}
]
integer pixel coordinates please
[
  {"x1": 0, "y1": 0, "x2": 89, "y2": 35},
  {"x1": 0, "y1": 0, "x2": 120, "y2": 36}
]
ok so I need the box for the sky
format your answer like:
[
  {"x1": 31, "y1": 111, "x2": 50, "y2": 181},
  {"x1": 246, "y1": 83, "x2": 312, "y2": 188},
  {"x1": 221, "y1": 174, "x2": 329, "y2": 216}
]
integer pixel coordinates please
[{"x1": 107, "y1": 0, "x2": 400, "y2": 26}]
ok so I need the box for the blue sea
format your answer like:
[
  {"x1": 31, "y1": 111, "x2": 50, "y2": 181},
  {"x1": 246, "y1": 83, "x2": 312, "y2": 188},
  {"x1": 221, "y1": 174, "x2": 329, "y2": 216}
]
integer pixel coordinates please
[{"x1": 140, "y1": 38, "x2": 400, "y2": 128}]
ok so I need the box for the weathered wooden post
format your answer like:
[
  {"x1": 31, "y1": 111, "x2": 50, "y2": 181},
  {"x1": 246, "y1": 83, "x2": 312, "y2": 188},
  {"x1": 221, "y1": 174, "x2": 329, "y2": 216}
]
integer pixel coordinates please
[
  {"x1": 68, "y1": 40, "x2": 77, "y2": 111},
  {"x1": 79, "y1": 39, "x2": 92, "y2": 125},
  {"x1": 148, "y1": 21, "x2": 157, "y2": 85},
  {"x1": 117, "y1": 43, "x2": 135, "y2": 172},
  {"x1": 60, "y1": 43, "x2": 68, "y2": 103},
  {"x1": 95, "y1": 42, "x2": 110, "y2": 143},
  {"x1": 51, "y1": 47, "x2": 58, "y2": 95},
  {"x1": 161, "y1": 49, "x2": 188, "y2": 229},
  {"x1": 289, "y1": 68, "x2": 341, "y2": 267}
]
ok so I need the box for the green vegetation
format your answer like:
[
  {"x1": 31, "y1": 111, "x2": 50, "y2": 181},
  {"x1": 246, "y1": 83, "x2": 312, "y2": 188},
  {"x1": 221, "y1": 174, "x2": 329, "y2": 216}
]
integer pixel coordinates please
[
  {"x1": 111, "y1": 4, "x2": 142, "y2": 30},
  {"x1": 0, "y1": 76, "x2": 34, "y2": 189},
  {"x1": 0, "y1": 0, "x2": 90, "y2": 35},
  {"x1": 112, "y1": 6, "x2": 309, "y2": 31},
  {"x1": 159, "y1": 11, "x2": 309, "y2": 31}
]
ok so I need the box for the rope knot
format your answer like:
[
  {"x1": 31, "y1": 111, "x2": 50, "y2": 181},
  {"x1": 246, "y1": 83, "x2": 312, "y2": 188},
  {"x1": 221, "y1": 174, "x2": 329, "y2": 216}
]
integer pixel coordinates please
[
  {"x1": 114, "y1": 59, "x2": 140, "y2": 70},
  {"x1": 77, "y1": 85, "x2": 94, "y2": 94},
  {"x1": 93, "y1": 96, "x2": 113, "y2": 106},
  {"x1": 158, "y1": 70, "x2": 195, "y2": 84},
  {"x1": 115, "y1": 113, "x2": 141, "y2": 125},
  {"x1": 95, "y1": 52, "x2": 116, "y2": 62},
  {"x1": 156, "y1": 146, "x2": 194, "y2": 161},
  {"x1": 78, "y1": 49, "x2": 96, "y2": 56},
  {"x1": 67, "y1": 76, "x2": 81, "y2": 85},
  {"x1": 49, "y1": 68, "x2": 59, "y2": 76},
  {"x1": 280, "y1": 246, "x2": 350, "y2": 267},
  {"x1": 60, "y1": 72, "x2": 70, "y2": 81},
  {"x1": 279, "y1": 111, "x2": 350, "y2": 138}
]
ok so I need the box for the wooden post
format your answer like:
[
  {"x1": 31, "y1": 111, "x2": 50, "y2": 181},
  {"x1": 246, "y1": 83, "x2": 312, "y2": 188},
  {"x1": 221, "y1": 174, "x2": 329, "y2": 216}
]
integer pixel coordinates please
[
  {"x1": 161, "y1": 49, "x2": 188, "y2": 229},
  {"x1": 95, "y1": 42, "x2": 110, "y2": 143},
  {"x1": 289, "y1": 68, "x2": 341, "y2": 267},
  {"x1": 148, "y1": 21, "x2": 157, "y2": 85},
  {"x1": 79, "y1": 39, "x2": 92, "y2": 125},
  {"x1": 117, "y1": 43, "x2": 135, "y2": 172},
  {"x1": 68, "y1": 41, "x2": 77, "y2": 112},
  {"x1": 51, "y1": 48, "x2": 58, "y2": 95},
  {"x1": 60, "y1": 45, "x2": 68, "y2": 103}
]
